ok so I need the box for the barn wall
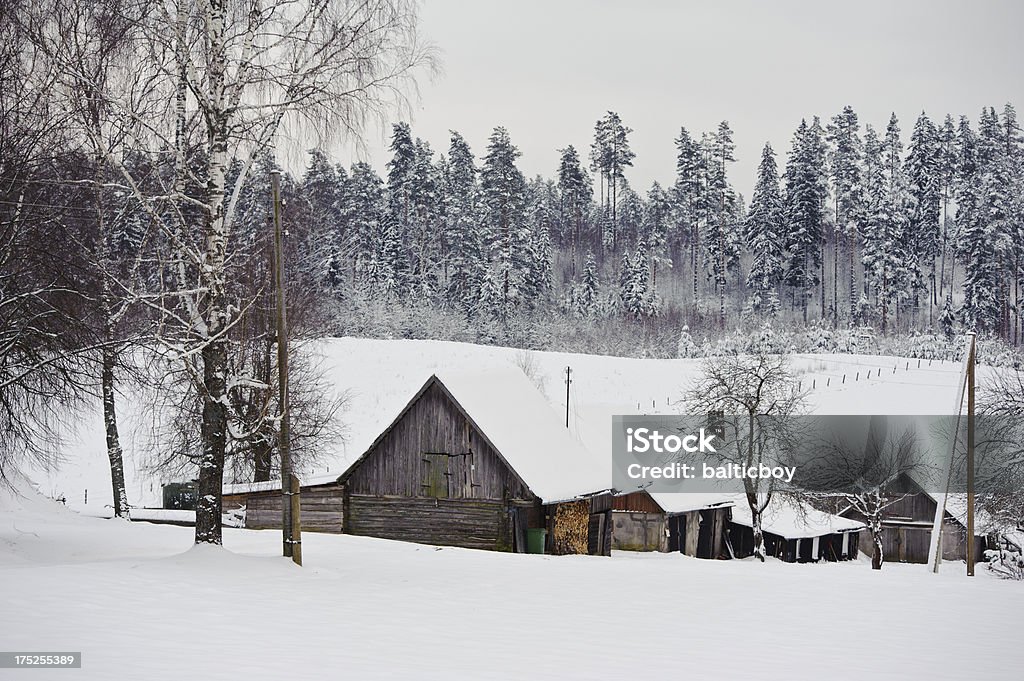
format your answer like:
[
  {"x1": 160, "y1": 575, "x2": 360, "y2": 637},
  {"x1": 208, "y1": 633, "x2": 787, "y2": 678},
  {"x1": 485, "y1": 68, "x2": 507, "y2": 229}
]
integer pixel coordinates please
[
  {"x1": 344, "y1": 381, "x2": 532, "y2": 502},
  {"x1": 243, "y1": 484, "x2": 344, "y2": 533},
  {"x1": 344, "y1": 494, "x2": 511, "y2": 551},
  {"x1": 857, "y1": 518, "x2": 983, "y2": 564},
  {"x1": 611, "y1": 511, "x2": 667, "y2": 551},
  {"x1": 612, "y1": 491, "x2": 663, "y2": 513}
]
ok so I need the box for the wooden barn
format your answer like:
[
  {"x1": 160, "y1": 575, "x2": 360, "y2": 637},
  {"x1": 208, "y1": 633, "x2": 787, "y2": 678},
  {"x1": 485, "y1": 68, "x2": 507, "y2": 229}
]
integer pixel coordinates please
[
  {"x1": 729, "y1": 497, "x2": 864, "y2": 563},
  {"x1": 225, "y1": 369, "x2": 614, "y2": 556},
  {"x1": 611, "y1": 490, "x2": 733, "y2": 559},
  {"x1": 840, "y1": 474, "x2": 986, "y2": 564}
]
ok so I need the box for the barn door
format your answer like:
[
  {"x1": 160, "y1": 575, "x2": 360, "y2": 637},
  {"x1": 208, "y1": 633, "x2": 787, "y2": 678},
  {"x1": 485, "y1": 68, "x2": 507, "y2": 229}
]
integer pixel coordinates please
[
  {"x1": 668, "y1": 515, "x2": 686, "y2": 553},
  {"x1": 697, "y1": 510, "x2": 715, "y2": 558},
  {"x1": 587, "y1": 513, "x2": 602, "y2": 555},
  {"x1": 422, "y1": 453, "x2": 449, "y2": 498}
]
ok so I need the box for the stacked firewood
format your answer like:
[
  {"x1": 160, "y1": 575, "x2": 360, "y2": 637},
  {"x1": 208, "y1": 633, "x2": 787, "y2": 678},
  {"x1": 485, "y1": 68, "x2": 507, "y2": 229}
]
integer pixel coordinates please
[{"x1": 551, "y1": 500, "x2": 589, "y2": 555}]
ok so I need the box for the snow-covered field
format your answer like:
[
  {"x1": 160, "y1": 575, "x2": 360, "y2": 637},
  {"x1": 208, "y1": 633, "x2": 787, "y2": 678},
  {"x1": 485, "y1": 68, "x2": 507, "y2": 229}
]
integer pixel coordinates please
[
  {"x1": 10, "y1": 337, "x2": 1015, "y2": 679},
  {"x1": 37, "y1": 336, "x2": 973, "y2": 509},
  {"x1": 0, "y1": 481, "x2": 1019, "y2": 681}
]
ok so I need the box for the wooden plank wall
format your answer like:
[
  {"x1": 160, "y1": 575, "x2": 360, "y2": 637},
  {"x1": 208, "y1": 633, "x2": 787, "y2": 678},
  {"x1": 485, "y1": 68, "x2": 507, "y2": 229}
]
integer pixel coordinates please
[
  {"x1": 244, "y1": 485, "x2": 344, "y2": 533},
  {"x1": 345, "y1": 494, "x2": 511, "y2": 551},
  {"x1": 611, "y1": 511, "x2": 667, "y2": 551},
  {"x1": 345, "y1": 381, "x2": 533, "y2": 502}
]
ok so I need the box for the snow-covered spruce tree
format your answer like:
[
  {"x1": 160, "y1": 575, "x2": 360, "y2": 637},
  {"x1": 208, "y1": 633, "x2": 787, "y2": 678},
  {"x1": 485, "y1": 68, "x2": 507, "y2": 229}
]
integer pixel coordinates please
[
  {"x1": 826, "y1": 105, "x2": 864, "y2": 323},
  {"x1": 862, "y1": 116, "x2": 912, "y2": 334},
  {"x1": 672, "y1": 127, "x2": 707, "y2": 300},
  {"x1": 570, "y1": 252, "x2": 601, "y2": 317},
  {"x1": 905, "y1": 112, "x2": 942, "y2": 321},
  {"x1": 961, "y1": 107, "x2": 1013, "y2": 334},
  {"x1": 939, "y1": 296, "x2": 957, "y2": 339},
  {"x1": 999, "y1": 103, "x2": 1023, "y2": 344},
  {"x1": 300, "y1": 149, "x2": 342, "y2": 289},
  {"x1": 557, "y1": 145, "x2": 592, "y2": 276},
  {"x1": 480, "y1": 126, "x2": 528, "y2": 315},
  {"x1": 443, "y1": 131, "x2": 485, "y2": 315},
  {"x1": 684, "y1": 353, "x2": 805, "y2": 562},
  {"x1": 676, "y1": 325, "x2": 699, "y2": 358},
  {"x1": 783, "y1": 119, "x2": 825, "y2": 323},
  {"x1": 409, "y1": 137, "x2": 441, "y2": 299},
  {"x1": 807, "y1": 116, "x2": 831, "y2": 320},
  {"x1": 521, "y1": 177, "x2": 556, "y2": 306},
  {"x1": 618, "y1": 248, "x2": 653, "y2": 319},
  {"x1": 346, "y1": 163, "x2": 388, "y2": 290},
  {"x1": 702, "y1": 122, "x2": 743, "y2": 327},
  {"x1": 643, "y1": 181, "x2": 672, "y2": 296},
  {"x1": 745, "y1": 142, "x2": 786, "y2": 312}
]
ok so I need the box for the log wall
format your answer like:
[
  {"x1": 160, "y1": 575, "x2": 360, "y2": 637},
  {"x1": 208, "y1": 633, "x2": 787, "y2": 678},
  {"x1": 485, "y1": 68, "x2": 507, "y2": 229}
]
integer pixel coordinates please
[
  {"x1": 243, "y1": 484, "x2": 344, "y2": 533},
  {"x1": 344, "y1": 494, "x2": 511, "y2": 551}
]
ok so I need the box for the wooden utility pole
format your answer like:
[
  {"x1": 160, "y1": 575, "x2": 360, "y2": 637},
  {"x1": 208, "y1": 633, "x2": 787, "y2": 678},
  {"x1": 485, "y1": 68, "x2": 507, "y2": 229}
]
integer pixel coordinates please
[
  {"x1": 289, "y1": 473, "x2": 302, "y2": 566},
  {"x1": 966, "y1": 331, "x2": 976, "y2": 577},
  {"x1": 272, "y1": 171, "x2": 300, "y2": 565},
  {"x1": 564, "y1": 366, "x2": 572, "y2": 428},
  {"x1": 929, "y1": 332, "x2": 973, "y2": 574}
]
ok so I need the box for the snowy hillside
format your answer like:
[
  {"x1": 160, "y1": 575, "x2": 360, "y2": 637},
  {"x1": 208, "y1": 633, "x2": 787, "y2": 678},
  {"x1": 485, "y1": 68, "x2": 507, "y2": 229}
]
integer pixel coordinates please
[{"x1": 37, "y1": 337, "x2": 973, "y2": 510}]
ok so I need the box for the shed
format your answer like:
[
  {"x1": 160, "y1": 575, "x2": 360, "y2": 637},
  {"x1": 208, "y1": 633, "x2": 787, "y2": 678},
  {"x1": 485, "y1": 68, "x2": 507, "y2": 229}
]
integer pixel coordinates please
[
  {"x1": 729, "y1": 496, "x2": 864, "y2": 563},
  {"x1": 611, "y1": 490, "x2": 734, "y2": 559},
  {"x1": 840, "y1": 473, "x2": 987, "y2": 564}
]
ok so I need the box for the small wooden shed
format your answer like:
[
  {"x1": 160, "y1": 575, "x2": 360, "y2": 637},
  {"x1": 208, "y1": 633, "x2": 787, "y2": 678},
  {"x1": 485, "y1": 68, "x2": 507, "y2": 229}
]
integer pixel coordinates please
[
  {"x1": 611, "y1": 490, "x2": 734, "y2": 559},
  {"x1": 728, "y1": 497, "x2": 864, "y2": 563},
  {"x1": 840, "y1": 474, "x2": 987, "y2": 564},
  {"x1": 225, "y1": 369, "x2": 613, "y2": 556}
]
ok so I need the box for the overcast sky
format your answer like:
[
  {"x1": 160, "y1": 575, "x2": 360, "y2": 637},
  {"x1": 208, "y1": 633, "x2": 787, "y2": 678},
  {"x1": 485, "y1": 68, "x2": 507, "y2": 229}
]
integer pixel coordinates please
[{"x1": 341, "y1": 0, "x2": 1024, "y2": 199}]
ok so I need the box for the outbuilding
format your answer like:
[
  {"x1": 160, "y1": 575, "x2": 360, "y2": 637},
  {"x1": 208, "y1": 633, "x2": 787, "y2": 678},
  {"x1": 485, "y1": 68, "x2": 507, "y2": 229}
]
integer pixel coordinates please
[
  {"x1": 611, "y1": 490, "x2": 733, "y2": 558},
  {"x1": 729, "y1": 497, "x2": 864, "y2": 563},
  {"x1": 225, "y1": 368, "x2": 613, "y2": 555}
]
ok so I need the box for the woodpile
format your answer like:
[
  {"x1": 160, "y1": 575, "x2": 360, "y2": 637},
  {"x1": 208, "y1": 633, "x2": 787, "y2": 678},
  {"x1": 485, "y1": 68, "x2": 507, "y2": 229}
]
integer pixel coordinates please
[{"x1": 551, "y1": 500, "x2": 589, "y2": 555}]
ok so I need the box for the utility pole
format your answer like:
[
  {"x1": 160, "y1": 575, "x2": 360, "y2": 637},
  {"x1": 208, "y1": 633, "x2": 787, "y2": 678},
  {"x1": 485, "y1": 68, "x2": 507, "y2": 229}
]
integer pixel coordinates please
[
  {"x1": 272, "y1": 171, "x2": 300, "y2": 565},
  {"x1": 564, "y1": 366, "x2": 572, "y2": 428},
  {"x1": 966, "y1": 331, "x2": 976, "y2": 577},
  {"x1": 929, "y1": 332, "x2": 973, "y2": 574}
]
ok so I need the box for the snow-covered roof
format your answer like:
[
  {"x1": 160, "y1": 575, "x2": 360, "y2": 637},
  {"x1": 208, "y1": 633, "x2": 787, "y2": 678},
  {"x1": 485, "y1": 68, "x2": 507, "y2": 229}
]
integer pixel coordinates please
[
  {"x1": 729, "y1": 495, "x2": 864, "y2": 539},
  {"x1": 336, "y1": 368, "x2": 610, "y2": 505},
  {"x1": 223, "y1": 474, "x2": 338, "y2": 496},
  {"x1": 647, "y1": 492, "x2": 736, "y2": 514}
]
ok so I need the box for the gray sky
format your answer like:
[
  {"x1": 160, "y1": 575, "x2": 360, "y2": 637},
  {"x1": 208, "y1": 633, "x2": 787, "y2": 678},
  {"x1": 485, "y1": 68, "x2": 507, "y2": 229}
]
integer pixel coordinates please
[{"x1": 345, "y1": 0, "x2": 1024, "y2": 199}]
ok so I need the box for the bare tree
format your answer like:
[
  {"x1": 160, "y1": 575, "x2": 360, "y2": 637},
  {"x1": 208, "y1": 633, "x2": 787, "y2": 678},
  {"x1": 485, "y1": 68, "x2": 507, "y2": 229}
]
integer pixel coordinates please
[
  {"x1": 22, "y1": 0, "x2": 434, "y2": 543},
  {"x1": 0, "y1": 3, "x2": 96, "y2": 486},
  {"x1": 977, "y1": 368, "x2": 1024, "y2": 535},
  {"x1": 801, "y1": 416, "x2": 922, "y2": 570},
  {"x1": 684, "y1": 352, "x2": 805, "y2": 561}
]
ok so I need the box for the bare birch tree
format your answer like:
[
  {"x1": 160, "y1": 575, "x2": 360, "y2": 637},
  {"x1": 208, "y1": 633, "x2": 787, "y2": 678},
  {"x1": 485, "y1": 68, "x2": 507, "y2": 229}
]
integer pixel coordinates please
[{"x1": 20, "y1": 0, "x2": 433, "y2": 542}]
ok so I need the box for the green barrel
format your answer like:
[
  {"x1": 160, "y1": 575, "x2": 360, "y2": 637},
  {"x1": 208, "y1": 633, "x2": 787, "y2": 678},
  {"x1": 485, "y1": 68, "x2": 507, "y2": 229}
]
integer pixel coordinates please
[{"x1": 526, "y1": 528, "x2": 547, "y2": 554}]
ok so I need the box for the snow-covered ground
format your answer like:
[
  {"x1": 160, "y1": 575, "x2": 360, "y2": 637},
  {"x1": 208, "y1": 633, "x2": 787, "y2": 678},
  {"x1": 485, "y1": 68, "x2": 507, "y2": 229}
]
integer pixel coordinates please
[
  {"x1": 0, "y1": 481, "x2": 1020, "y2": 681},
  {"x1": 37, "y1": 337, "x2": 973, "y2": 509}
]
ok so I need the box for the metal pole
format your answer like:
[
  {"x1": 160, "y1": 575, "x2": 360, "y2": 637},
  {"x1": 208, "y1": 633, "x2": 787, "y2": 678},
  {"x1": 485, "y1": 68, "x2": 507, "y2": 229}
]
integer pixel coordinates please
[
  {"x1": 966, "y1": 331, "x2": 976, "y2": 577},
  {"x1": 271, "y1": 171, "x2": 294, "y2": 560}
]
